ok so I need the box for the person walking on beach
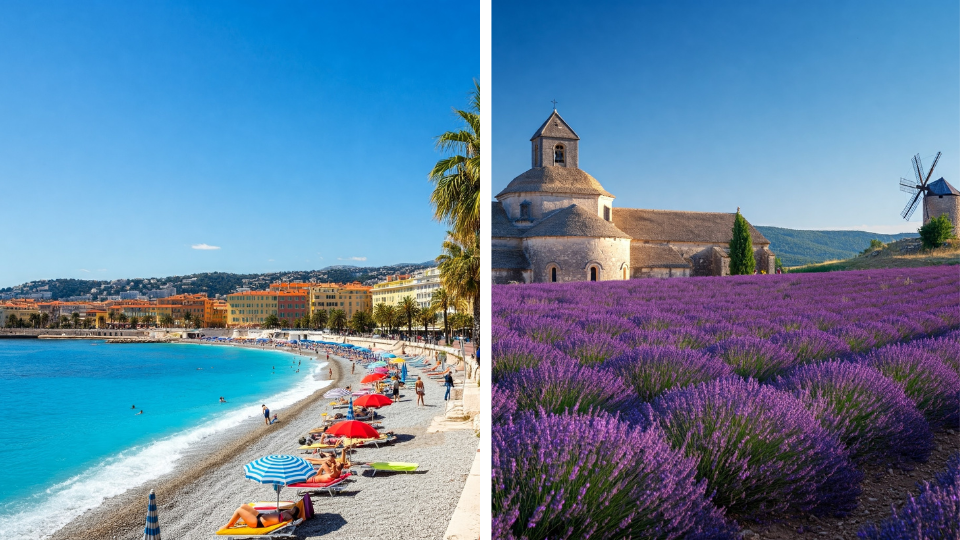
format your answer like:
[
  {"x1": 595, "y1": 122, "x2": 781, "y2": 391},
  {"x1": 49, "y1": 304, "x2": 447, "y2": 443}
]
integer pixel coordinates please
[
  {"x1": 415, "y1": 376, "x2": 425, "y2": 406},
  {"x1": 351, "y1": 362, "x2": 355, "y2": 375},
  {"x1": 392, "y1": 377, "x2": 401, "y2": 402},
  {"x1": 329, "y1": 367, "x2": 333, "y2": 379},
  {"x1": 262, "y1": 405, "x2": 270, "y2": 425},
  {"x1": 443, "y1": 372, "x2": 453, "y2": 401}
]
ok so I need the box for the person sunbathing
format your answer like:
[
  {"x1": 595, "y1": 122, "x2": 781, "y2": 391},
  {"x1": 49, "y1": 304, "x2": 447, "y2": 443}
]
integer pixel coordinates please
[
  {"x1": 306, "y1": 456, "x2": 344, "y2": 483},
  {"x1": 226, "y1": 504, "x2": 300, "y2": 529}
]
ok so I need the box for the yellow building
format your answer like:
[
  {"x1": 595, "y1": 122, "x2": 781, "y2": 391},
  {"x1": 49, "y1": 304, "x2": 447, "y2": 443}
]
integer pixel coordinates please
[
  {"x1": 206, "y1": 300, "x2": 227, "y2": 328},
  {"x1": 226, "y1": 291, "x2": 279, "y2": 327},
  {"x1": 371, "y1": 267, "x2": 441, "y2": 309},
  {"x1": 308, "y1": 282, "x2": 372, "y2": 320},
  {"x1": 0, "y1": 302, "x2": 41, "y2": 327}
]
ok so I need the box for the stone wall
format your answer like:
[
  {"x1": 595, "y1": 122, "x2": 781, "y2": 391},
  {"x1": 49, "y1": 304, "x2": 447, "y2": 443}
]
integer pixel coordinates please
[
  {"x1": 492, "y1": 268, "x2": 531, "y2": 284},
  {"x1": 499, "y1": 192, "x2": 601, "y2": 223},
  {"x1": 535, "y1": 135, "x2": 579, "y2": 169},
  {"x1": 631, "y1": 267, "x2": 690, "y2": 278},
  {"x1": 924, "y1": 195, "x2": 960, "y2": 229},
  {"x1": 523, "y1": 236, "x2": 630, "y2": 283}
]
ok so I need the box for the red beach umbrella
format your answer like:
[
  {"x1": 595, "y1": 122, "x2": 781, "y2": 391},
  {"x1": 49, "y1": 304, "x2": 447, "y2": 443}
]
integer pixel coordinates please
[
  {"x1": 326, "y1": 420, "x2": 379, "y2": 439},
  {"x1": 354, "y1": 393, "x2": 393, "y2": 408},
  {"x1": 361, "y1": 373, "x2": 387, "y2": 383}
]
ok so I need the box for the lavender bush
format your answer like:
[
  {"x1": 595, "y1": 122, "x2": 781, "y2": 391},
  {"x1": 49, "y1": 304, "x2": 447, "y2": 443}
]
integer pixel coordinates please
[
  {"x1": 645, "y1": 377, "x2": 862, "y2": 520},
  {"x1": 493, "y1": 385, "x2": 517, "y2": 424},
  {"x1": 771, "y1": 328, "x2": 851, "y2": 363},
  {"x1": 555, "y1": 332, "x2": 628, "y2": 365},
  {"x1": 860, "y1": 343, "x2": 960, "y2": 428},
  {"x1": 775, "y1": 361, "x2": 933, "y2": 464},
  {"x1": 708, "y1": 337, "x2": 798, "y2": 381},
  {"x1": 500, "y1": 355, "x2": 637, "y2": 416},
  {"x1": 493, "y1": 411, "x2": 738, "y2": 540},
  {"x1": 858, "y1": 453, "x2": 960, "y2": 539},
  {"x1": 606, "y1": 346, "x2": 733, "y2": 402},
  {"x1": 491, "y1": 337, "x2": 565, "y2": 382}
]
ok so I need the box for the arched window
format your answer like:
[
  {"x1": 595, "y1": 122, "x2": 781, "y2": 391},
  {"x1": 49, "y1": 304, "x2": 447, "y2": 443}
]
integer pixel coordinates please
[
  {"x1": 551, "y1": 267, "x2": 557, "y2": 282},
  {"x1": 520, "y1": 201, "x2": 531, "y2": 220},
  {"x1": 590, "y1": 267, "x2": 598, "y2": 281},
  {"x1": 554, "y1": 144, "x2": 565, "y2": 165}
]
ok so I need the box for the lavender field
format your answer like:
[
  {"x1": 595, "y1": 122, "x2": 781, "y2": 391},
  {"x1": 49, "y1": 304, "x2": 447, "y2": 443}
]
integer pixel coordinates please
[{"x1": 492, "y1": 267, "x2": 960, "y2": 539}]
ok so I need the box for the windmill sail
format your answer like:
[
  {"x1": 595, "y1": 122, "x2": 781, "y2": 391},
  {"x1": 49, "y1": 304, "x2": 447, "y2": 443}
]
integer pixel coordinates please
[
  {"x1": 901, "y1": 190, "x2": 923, "y2": 220},
  {"x1": 899, "y1": 152, "x2": 942, "y2": 221}
]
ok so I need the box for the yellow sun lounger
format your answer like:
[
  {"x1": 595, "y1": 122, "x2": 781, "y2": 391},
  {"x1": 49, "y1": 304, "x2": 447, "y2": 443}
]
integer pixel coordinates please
[{"x1": 215, "y1": 500, "x2": 304, "y2": 539}]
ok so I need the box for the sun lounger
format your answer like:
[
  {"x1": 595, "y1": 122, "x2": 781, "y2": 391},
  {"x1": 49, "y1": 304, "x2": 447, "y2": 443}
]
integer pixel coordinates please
[
  {"x1": 215, "y1": 500, "x2": 304, "y2": 539},
  {"x1": 289, "y1": 471, "x2": 354, "y2": 496},
  {"x1": 361, "y1": 462, "x2": 418, "y2": 476}
]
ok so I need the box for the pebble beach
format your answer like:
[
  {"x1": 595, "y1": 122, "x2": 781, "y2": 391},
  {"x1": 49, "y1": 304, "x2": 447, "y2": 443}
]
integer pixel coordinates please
[{"x1": 48, "y1": 344, "x2": 478, "y2": 540}]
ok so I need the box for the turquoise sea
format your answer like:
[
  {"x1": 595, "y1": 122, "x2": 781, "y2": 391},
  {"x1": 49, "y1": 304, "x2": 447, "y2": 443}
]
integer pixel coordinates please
[{"x1": 0, "y1": 339, "x2": 328, "y2": 540}]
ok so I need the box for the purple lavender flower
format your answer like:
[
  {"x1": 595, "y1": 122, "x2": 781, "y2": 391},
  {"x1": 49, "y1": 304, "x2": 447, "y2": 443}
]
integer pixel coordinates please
[
  {"x1": 492, "y1": 336, "x2": 566, "y2": 382},
  {"x1": 860, "y1": 344, "x2": 960, "y2": 429},
  {"x1": 708, "y1": 337, "x2": 799, "y2": 381},
  {"x1": 606, "y1": 346, "x2": 733, "y2": 402},
  {"x1": 645, "y1": 377, "x2": 862, "y2": 519},
  {"x1": 617, "y1": 328, "x2": 677, "y2": 348},
  {"x1": 857, "y1": 453, "x2": 960, "y2": 539},
  {"x1": 491, "y1": 323, "x2": 518, "y2": 345},
  {"x1": 493, "y1": 385, "x2": 517, "y2": 425},
  {"x1": 576, "y1": 313, "x2": 636, "y2": 337},
  {"x1": 915, "y1": 335, "x2": 960, "y2": 377},
  {"x1": 555, "y1": 332, "x2": 627, "y2": 365},
  {"x1": 508, "y1": 315, "x2": 574, "y2": 345},
  {"x1": 771, "y1": 328, "x2": 851, "y2": 363},
  {"x1": 499, "y1": 355, "x2": 637, "y2": 416},
  {"x1": 775, "y1": 360, "x2": 933, "y2": 464},
  {"x1": 492, "y1": 411, "x2": 738, "y2": 540}
]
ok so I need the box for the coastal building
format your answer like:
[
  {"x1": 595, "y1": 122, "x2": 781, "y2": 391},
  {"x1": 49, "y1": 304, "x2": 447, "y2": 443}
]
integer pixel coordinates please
[
  {"x1": 225, "y1": 291, "x2": 279, "y2": 327},
  {"x1": 492, "y1": 110, "x2": 775, "y2": 284},
  {"x1": 0, "y1": 302, "x2": 41, "y2": 327},
  {"x1": 307, "y1": 282, "x2": 373, "y2": 320},
  {"x1": 371, "y1": 268, "x2": 441, "y2": 309},
  {"x1": 205, "y1": 300, "x2": 227, "y2": 328},
  {"x1": 277, "y1": 291, "x2": 309, "y2": 323}
]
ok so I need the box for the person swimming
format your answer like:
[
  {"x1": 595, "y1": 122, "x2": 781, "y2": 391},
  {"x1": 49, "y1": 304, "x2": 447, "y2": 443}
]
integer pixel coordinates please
[
  {"x1": 131, "y1": 405, "x2": 136, "y2": 409},
  {"x1": 137, "y1": 410, "x2": 144, "y2": 415}
]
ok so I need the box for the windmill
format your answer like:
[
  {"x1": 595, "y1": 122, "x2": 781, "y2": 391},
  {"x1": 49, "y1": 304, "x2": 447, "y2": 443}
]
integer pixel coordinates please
[{"x1": 899, "y1": 152, "x2": 941, "y2": 220}]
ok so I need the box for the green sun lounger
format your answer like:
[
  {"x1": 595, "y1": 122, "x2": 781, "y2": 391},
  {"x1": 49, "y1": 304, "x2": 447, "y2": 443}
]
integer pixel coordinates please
[{"x1": 365, "y1": 462, "x2": 418, "y2": 476}]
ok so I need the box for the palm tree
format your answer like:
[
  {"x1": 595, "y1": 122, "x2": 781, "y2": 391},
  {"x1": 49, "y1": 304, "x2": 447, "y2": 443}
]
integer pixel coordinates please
[
  {"x1": 437, "y1": 232, "x2": 480, "y2": 351},
  {"x1": 97, "y1": 315, "x2": 106, "y2": 329},
  {"x1": 40, "y1": 312, "x2": 50, "y2": 328},
  {"x1": 108, "y1": 310, "x2": 117, "y2": 328},
  {"x1": 330, "y1": 309, "x2": 347, "y2": 333},
  {"x1": 117, "y1": 313, "x2": 128, "y2": 328},
  {"x1": 184, "y1": 312, "x2": 193, "y2": 328},
  {"x1": 130, "y1": 316, "x2": 140, "y2": 328},
  {"x1": 263, "y1": 314, "x2": 280, "y2": 329},
  {"x1": 397, "y1": 296, "x2": 420, "y2": 341},
  {"x1": 416, "y1": 307, "x2": 437, "y2": 341},
  {"x1": 429, "y1": 81, "x2": 480, "y2": 241},
  {"x1": 142, "y1": 314, "x2": 156, "y2": 327},
  {"x1": 430, "y1": 288, "x2": 463, "y2": 344},
  {"x1": 350, "y1": 310, "x2": 374, "y2": 334},
  {"x1": 159, "y1": 314, "x2": 174, "y2": 328},
  {"x1": 312, "y1": 310, "x2": 329, "y2": 331},
  {"x1": 71, "y1": 312, "x2": 81, "y2": 328},
  {"x1": 28, "y1": 313, "x2": 41, "y2": 328},
  {"x1": 373, "y1": 303, "x2": 393, "y2": 335},
  {"x1": 59, "y1": 315, "x2": 70, "y2": 328}
]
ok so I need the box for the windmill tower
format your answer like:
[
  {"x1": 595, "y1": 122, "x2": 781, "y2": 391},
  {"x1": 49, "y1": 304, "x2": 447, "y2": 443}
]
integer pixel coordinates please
[{"x1": 899, "y1": 152, "x2": 960, "y2": 227}]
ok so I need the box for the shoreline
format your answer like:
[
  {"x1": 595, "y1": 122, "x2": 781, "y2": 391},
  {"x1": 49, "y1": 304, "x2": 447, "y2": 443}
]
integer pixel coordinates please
[{"x1": 46, "y1": 341, "x2": 340, "y2": 540}]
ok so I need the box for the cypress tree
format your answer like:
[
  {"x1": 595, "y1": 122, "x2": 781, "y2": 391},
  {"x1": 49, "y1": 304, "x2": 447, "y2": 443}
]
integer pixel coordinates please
[{"x1": 729, "y1": 209, "x2": 756, "y2": 275}]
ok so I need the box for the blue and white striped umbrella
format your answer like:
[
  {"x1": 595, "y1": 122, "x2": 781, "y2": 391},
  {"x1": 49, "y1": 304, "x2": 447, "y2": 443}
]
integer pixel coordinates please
[
  {"x1": 323, "y1": 388, "x2": 351, "y2": 399},
  {"x1": 244, "y1": 455, "x2": 315, "y2": 510},
  {"x1": 346, "y1": 396, "x2": 355, "y2": 420},
  {"x1": 143, "y1": 489, "x2": 160, "y2": 540}
]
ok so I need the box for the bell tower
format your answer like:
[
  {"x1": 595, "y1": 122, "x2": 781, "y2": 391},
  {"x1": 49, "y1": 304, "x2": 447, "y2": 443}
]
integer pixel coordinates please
[{"x1": 531, "y1": 107, "x2": 580, "y2": 169}]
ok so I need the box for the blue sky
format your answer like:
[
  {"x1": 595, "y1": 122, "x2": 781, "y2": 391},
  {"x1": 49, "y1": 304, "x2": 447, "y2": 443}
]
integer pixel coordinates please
[
  {"x1": 0, "y1": 1, "x2": 479, "y2": 288},
  {"x1": 493, "y1": 1, "x2": 958, "y2": 234}
]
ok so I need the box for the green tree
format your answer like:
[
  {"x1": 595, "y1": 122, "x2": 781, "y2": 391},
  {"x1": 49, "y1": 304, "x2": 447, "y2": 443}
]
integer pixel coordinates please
[
  {"x1": 349, "y1": 310, "x2": 375, "y2": 334},
  {"x1": 279, "y1": 319, "x2": 289, "y2": 328},
  {"x1": 918, "y1": 214, "x2": 956, "y2": 249},
  {"x1": 71, "y1": 312, "x2": 81, "y2": 328},
  {"x1": 312, "y1": 310, "x2": 329, "y2": 331},
  {"x1": 59, "y1": 315, "x2": 70, "y2": 328},
  {"x1": 262, "y1": 314, "x2": 280, "y2": 329},
  {"x1": 430, "y1": 288, "x2": 456, "y2": 344},
  {"x1": 429, "y1": 81, "x2": 480, "y2": 242},
  {"x1": 329, "y1": 309, "x2": 347, "y2": 333},
  {"x1": 117, "y1": 313, "x2": 128, "y2": 327},
  {"x1": 417, "y1": 307, "x2": 437, "y2": 340},
  {"x1": 373, "y1": 303, "x2": 398, "y2": 336},
  {"x1": 28, "y1": 313, "x2": 41, "y2": 328},
  {"x1": 184, "y1": 312, "x2": 193, "y2": 328},
  {"x1": 130, "y1": 316, "x2": 140, "y2": 328},
  {"x1": 40, "y1": 312, "x2": 50, "y2": 328},
  {"x1": 437, "y1": 232, "x2": 480, "y2": 350},
  {"x1": 97, "y1": 315, "x2": 106, "y2": 328},
  {"x1": 398, "y1": 296, "x2": 420, "y2": 340},
  {"x1": 159, "y1": 314, "x2": 174, "y2": 328},
  {"x1": 142, "y1": 314, "x2": 156, "y2": 327},
  {"x1": 108, "y1": 309, "x2": 118, "y2": 327},
  {"x1": 729, "y1": 209, "x2": 756, "y2": 275}
]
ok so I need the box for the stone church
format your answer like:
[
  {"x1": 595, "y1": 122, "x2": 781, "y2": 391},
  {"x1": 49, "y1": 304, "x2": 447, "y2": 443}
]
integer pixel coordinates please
[{"x1": 492, "y1": 110, "x2": 776, "y2": 284}]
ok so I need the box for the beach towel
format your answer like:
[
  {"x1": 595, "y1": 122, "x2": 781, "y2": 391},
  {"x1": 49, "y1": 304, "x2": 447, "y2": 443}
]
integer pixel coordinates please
[{"x1": 216, "y1": 500, "x2": 304, "y2": 536}]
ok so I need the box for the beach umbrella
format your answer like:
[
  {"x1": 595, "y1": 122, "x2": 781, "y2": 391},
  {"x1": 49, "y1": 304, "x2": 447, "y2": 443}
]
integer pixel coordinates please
[
  {"x1": 373, "y1": 367, "x2": 390, "y2": 374},
  {"x1": 367, "y1": 361, "x2": 388, "y2": 368},
  {"x1": 326, "y1": 420, "x2": 379, "y2": 439},
  {"x1": 143, "y1": 489, "x2": 160, "y2": 540},
  {"x1": 243, "y1": 455, "x2": 315, "y2": 512},
  {"x1": 323, "y1": 388, "x2": 351, "y2": 399},
  {"x1": 347, "y1": 396, "x2": 354, "y2": 420},
  {"x1": 380, "y1": 353, "x2": 396, "y2": 358},
  {"x1": 354, "y1": 347, "x2": 371, "y2": 352},
  {"x1": 389, "y1": 358, "x2": 405, "y2": 364},
  {"x1": 400, "y1": 363, "x2": 408, "y2": 381},
  {"x1": 361, "y1": 373, "x2": 387, "y2": 383},
  {"x1": 354, "y1": 393, "x2": 393, "y2": 408}
]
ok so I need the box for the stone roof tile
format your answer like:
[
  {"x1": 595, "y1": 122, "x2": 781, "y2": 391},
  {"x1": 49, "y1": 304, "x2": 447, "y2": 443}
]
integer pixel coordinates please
[
  {"x1": 530, "y1": 110, "x2": 580, "y2": 141},
  {"x1": 491, "y1": 249, "x2": 531, "y2": 270},
  {"x1": 630, "y1": 245, "x2": 691, "y2": 268},
  {"x1": 524, "y1": 205, "x2": 631, "y2": 239},
  {"x1": 613, "y1": 208, "x2": 769, "y2": 245},
  {"x1": 492, "y1": 201, "x2": 523, "y2": 238},
  {"x1": 496, "y1": 166, "x2": 613, "y2": 198}
]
